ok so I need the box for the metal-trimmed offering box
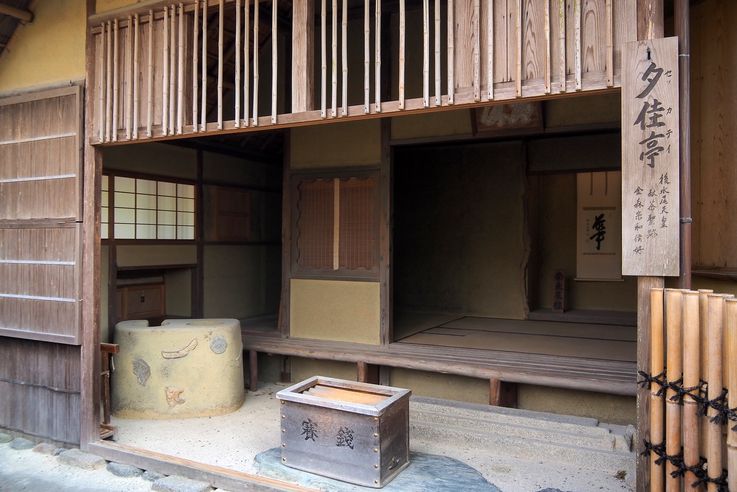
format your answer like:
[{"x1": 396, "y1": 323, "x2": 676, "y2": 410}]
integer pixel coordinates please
[{"x1": 276, "y1": 376, "x2": 411, "y2": 488}]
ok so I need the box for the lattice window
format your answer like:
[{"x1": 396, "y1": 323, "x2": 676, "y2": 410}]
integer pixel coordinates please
[{"x1": 293, "y1": 173, "x2": 379, "y2": 278}]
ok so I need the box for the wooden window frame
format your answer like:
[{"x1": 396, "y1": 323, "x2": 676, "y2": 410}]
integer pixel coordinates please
[{"x1": 290, "y1": 168, "x2": 380, "y2": 281}]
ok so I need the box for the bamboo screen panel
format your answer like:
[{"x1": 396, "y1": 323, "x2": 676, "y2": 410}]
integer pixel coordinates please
[
  {"x1": 0, "y1": 87, "x2": 83, "y2": 345},
  {"x1": 295, "y1": 178, "x2": 334, "y2": 271},
  {"x1": 339, "y1": 176, "x2": 378, "y2": 271}
]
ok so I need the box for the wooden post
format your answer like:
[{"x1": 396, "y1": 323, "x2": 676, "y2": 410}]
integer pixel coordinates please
[
  {"x1": 112, "y1": 19, "x2": 119, "y2": 141},
  {"x1": 176, "y1": 3, "x2": 184, "y2": 135},
  {"x1": 357, "y1": 362, "x2": 379, "y2": 384},
  {"x1": 146, "y1": 10, "x2": 153, "y2": 137},
  {"x1": 252, "y1": 0, "x2": 259, "y2": 126},
  {"x1": 249, "y1": 350, "x2": 258, "y2": 391},
  {"x1": 169, "y1": 6, "x2": 175, "y2": 135},
  {"x1": 132, "y1": 13, "x2": 139, "y2": 139},
  {"x1": 217, "y1": 0, "x2": 224, "y2": 129},
  {"x1": 726, "y1": 298, "x2": 737, "y2": 492},
  {"x1": 244, "y1": 0, "x2": 250, "y2": 126},
  {"x1": 374, "y1": 0, "x2": 381, "y2": 112},
  {"x1": 192, "y1": 0, "x2": 199, "y2": 132},
  {"x1": 706, "y1": 294, "x2": 725, "y2": 492},
  {"x1": 398, "y1": 0, "x2": 405, "y2": 109},
  {"x1": 682, "y1": 290, "x2": 700, "y2": 490},
  {"x1": 331, "y1": 0, "x2": 338, "y2": 117},
  {"x1": 675, "y1": 0, "x2": 692, "y2": 289},
  {"x1": 201, "y1": 0, "x2": 208, "y2": 131},
  {"x1": 664, "y1": 289, "x2": 682, "y2": 492},
  {"x1": 320, "y1": 0, "x2": 327, "y2": 118},
  {"x1": 435, "y1": 0, "x2": 441, "y2": 105},
  {"x1": 163, "y1": 7, "x2": 169, "y2": 135},
  {"x1": 235, "y1": 0, "x2": 241, "y2": 128},
  {"x1": 422, "y1": 0, "x2": 429, "y2": 108},
  {"x1": 649, "y1": 287, "x2": 665, "y2": 492},
  {"x1": 557, "y1": 0, "x2": 565, "y2": 93},
  {"x1": 271, "y1": 0, "x2": 277, "y2": 124},
  {"x1": 364, "y1": 0, "x2": 370, "y2": 113},
  {"x1": 341, "y1": 0, "x2": 347, "y2": 116},
  {"x1": 292, "y1": 0, "x2": 315, "y2": 113},
  {"x1": 447, "y1": 0, "x2": 454, "y2": 104}
]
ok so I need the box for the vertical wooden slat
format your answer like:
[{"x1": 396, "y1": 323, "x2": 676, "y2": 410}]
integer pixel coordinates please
[
  {"x1": 235, "y1": 0, "x2": 241, "y2": 128},
  {"x1": 217, "y1": 0, "x2": 224, "y2": 130},
  {"x1": 253, "y1": 0, "x2": 259, "y2": 126},
  {"x1": 682, "y1": 291, "x2": 700, "y2": 492},
  {"x1": 422, "y1": 0, "x2": 429, "y2": 107},
  {"x1": 112, "y1": 19, "x2": 119, "y2": 142},
  {"x1": 364, "y1": 0, "x2": 370, "y2": 113},
  {"x1": 244, "y1": 0, "x2": 250, "y2": 126},
  {"x1": 292, "y1": 0, "x2": 314, "y2": 113},
  {"x1": 125, "y1": 15, "x2": 132, "y2": 140},
  {"x1": 515, "y1": 0, "x2": 522, "y2": 97},
  {"x1": 706, "y1": 294, "x2": 725, "y2": 492},
  {"x1": 574, "y1": 0, "x2": 581, "y2": 91},
  {"x1": 341, "y1": 0, "x2": 348, "y2": 116},
  {"x1": 193, "y1": 0, "x2": 199, "y2": 132},
  {"x1": 727, "y1": 298, "x2": 737, "y2": 492},
  {"x1": 163, "y1": 7, "x2": 169, "y2": 135},
  {"x1": 106, "y1": 21, "x2": 113, "y2": 142},
  {"x1": 544, "y1": 0, "x2": 551, "y2": 94},
  {"x1": 606, "y1": 0, "x2": 613, "y2": 87},
  {"x1": 332, "y1": 0, "x2": 338, "y2": 117},
  {"x1": 398, "y1": 0, "x2": 405, "y2": 109},
  {"x1": 486, "y1": 0, "x2": 493, "y2": 100},
  {"x1": 169, "y1": 5, "x2": 176, "y2": 134},
  {"x1": 447, "y1": 0, "x2": 454, "y2": 104},
  {"x1": 435, "y1": 0, "x2": 441, "y2": 105},
  {"x1": 272, "y1": 0, "x2": 278, "y2": 124},
  {"x1": 321, "y1": 0, "x2": 327, "y2": 118},
  {"x1": 558, "y1": 0, "x2": 566, "y2": 93},
  {"x1": 332, "y1": 178, "x2": 340, "y2": 271},
  {"x1": 375, "y1": 0, "x2": 381, "y2": 112},
  {"x1": 472, "y1": 0, "x2": 480, "y2": 101},
  {"x1": 665, "y1": 289, "x2": 683, "y2": 492},
  {"x1": 649, "y1": 287, "x2": 665, "y2": 492},
  {"x1": 146, "y1": 11, "x2": 153, "y2": 137},
  {"x1": 99, "y1": 23, "x2": 106, "y2": 143},
  {"x1": 201, "y1": 0, "x2": 208, "y2": 131},
  {"x1": 132, "y1": 14, "x2": 139, "y2": 139},
  {"x1": 177, "y1": 3, "x2": 184, "y2": 134}
]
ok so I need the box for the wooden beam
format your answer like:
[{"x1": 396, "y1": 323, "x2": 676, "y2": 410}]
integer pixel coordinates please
[
  {"x1": 0, "y1": 3, "x2": 33, "y2": 23},
  {"x1": 291, "y1": 0, "x2": 315, "y2": 112}
]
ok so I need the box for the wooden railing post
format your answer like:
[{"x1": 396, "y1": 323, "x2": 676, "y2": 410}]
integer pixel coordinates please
[{"x1": 292, "y1": 0, "x2": 315, "y2": 113}]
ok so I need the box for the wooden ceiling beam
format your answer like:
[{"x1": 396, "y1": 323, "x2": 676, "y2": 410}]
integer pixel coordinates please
[{"x1": 0, "y1": 3, "x2": 33, "y2": 24}]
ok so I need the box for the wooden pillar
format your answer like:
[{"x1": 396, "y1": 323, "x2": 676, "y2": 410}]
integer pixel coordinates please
[
  {"x1": 379, "y1": 119, "x2": 392, "y2": 345},
  {"x1": 357, "y1": 362, "x2": 380, "y2": 384},
  {"x1": 634, "y1": 3, "x2": 665, "y2": 490},
  {"x1": 80, "y1": 0, "x2": 102, "y2": 450},
  {"x1": 193, "y1": 150, "x2": 204, "y2": 318},
  {"x1": 675, "y1": 0, "x2": 691, "y2": 289},
  {"x1": 292, "y1": 0, "x2": 315, "y2": 112},
  {"x1": 249, "y1": 350, "x2": 259, "y2": 391},
  {"x1": 277, "y1": 131, "x2": 292, "y2": 337},
  {"x1": 489, "y1": 379, "x2": 518, "y2": 408}
]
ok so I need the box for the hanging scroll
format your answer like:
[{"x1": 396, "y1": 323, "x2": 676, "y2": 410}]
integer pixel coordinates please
[{"x1": 621, "y1": 37, "x2": 679, "y2": 277}]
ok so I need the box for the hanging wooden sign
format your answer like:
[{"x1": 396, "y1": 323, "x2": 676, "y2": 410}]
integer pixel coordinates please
[{"x1": 621, "y1": 37, "x2": 680, "y2": 277}]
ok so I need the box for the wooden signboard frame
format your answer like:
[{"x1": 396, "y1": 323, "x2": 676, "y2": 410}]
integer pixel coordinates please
[{"x1": 621, "y1": 37, "x2": 680, "y2": 277}]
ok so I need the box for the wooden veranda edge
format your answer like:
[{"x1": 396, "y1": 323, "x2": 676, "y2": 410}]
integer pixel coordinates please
[{"x1": 88, "y1": 441, "x2": 317, "y2": 491}]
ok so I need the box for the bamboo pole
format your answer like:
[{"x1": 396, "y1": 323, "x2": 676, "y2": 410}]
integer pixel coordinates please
[
  {"x1": 106, "y1": 21, "x2": 112, "y2": 141},
  {"x1": 375, "y1": 0, "x2": 381, "y2": 112},
  {"x1": 706, "y1": 294, "x2": 725, "y2": 492},
  {"x1": 272, "y1": 0, "x2": 278, "y2": 124},
  {"x1": 398, "y1": 0, "x2": 405, "y2": 109},
  {"x1": 201, "y1": 0, "x2": 208, "y2": 131},
  {"x1": 486, "y1": 0, "x2": 493, "y2": 100},
  {"x1": 364, "y1": 0, "x2": 369, "y2": 113},
  {"x1": 99, "y1": 23, "x2": 106, "y2": 143},
  {"x1": 435, "y1": 0, "x2": 441, "y2": 105},
  {"x1": 665, "y1": 289, "x2": 683, "y2": 492},
  {"x1": 650, "y1": 287, "x2": 665, "y2": 492},
  {"x1": 253, "y1": 0, "x2": 259, "y2": 126},
  {"x1": 341, "y1": 0, "x2": 347, "y2": 116},
  {"x1": 515, "y1": 0, "x2": 521, "y2": 97},
  {"x1": 125, "y1": 15, "x2": 133, "y2": 140},
  {"x1": 682, "y1": 290, "x2": 701, "y2": 490},
  {"x1": 447, "y1": 0, "x2": 454, "y2": 104},
  {"x1": 605, "y1": 0, "x2": 613, "y2": 87},
  {"x1": 162, "y1": 7, "x2": 169, "y2": 135},
  {"x1": 177, "y1": 3, "x2": 184, "y2": 134},
  {"x1": 726, "y1": 298, "x2": 737, "y2": 492},
  {"x1": 244, "y1": 0, "x2": 250, "y2": 126},
  {"x1": 146, "y1": 11, "x2": 153, "y2": 137},
  {"x1": 193, "y1": 0, "x2": 199, "y2": 132},
  {"x1": 321, "y1": 0, "x2": 327, "y2": 118},
  {"x1": 699, "y1": 289, "x2": 714, "y2": 459},
  {"x1": 558, "y1": 0, "x2": 565, "y2": 93},
  {"x1": 574, "y1": 0, "x2": 581, "y2": 91},
  {"x1": 544, "y1": 0, "x2": 551, "y2": 94},
  {"x1": 332, "y1": 0, "x2": 338, "y2": 117},
  {"x1": 112, "y1": 18, "x2": 119, "y2": 142},
  {"x1": 422, "y1": 0, "x2": 429, "y2": 108},
  {"x1": 169, "y1": 5, "x2": 176, "y2": 134},
  {"x1": 473, "y1": 0, "x2": 480, "y2": 101},
  {"x1": 217, "y1": 0, "x2": 224, "y2": 129},
  {"x1": 132, "y1": 13, "x2": 139, "y2": 139},
  {"x1": 235, "y1": 0, "x2": 241, "y2": 128}
]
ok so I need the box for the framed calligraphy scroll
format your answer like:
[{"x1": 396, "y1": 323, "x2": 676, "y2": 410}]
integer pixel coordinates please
[
  {"x1": 621, "y1": 37, "x2": 680, "y2": 277},
  {"x1": 577, "y1": 171, "x2": 622, "y2": 281}
]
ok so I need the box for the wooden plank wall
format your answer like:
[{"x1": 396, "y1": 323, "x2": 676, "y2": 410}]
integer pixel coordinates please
[
  {"x1": 691, "y1": 0, "x2": 737, "y2": 269},
  {"x1": 0, "y1": 338, "x2": 81, "y2": 445},
  {"x1": 89, "y1": 0, "x2": 636, "y2": 144}
]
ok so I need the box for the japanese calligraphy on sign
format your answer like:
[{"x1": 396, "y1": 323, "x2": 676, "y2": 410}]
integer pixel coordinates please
[
  {"x1": 621, "y1": 38, "x2": 679, "y2": 276},
  {"x1": 576, "y1": 172, "x2": 622, "y2": 281}
]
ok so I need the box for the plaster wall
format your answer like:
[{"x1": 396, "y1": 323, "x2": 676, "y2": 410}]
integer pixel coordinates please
[{"x1": 290, "y1": 119, "x2": 382, "y2": 169}]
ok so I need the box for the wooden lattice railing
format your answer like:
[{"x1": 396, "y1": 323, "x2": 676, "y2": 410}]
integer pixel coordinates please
[
  {"x1": 643, "y1": 288, "x2": 737, "y2": 491},
  {"x1": 88, "y1": 0, "x2": 636, "y2": 144}
]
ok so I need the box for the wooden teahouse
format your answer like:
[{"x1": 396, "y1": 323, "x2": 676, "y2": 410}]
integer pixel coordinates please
[{"x1": 1, "y1": 0, "x2": 737, "y2": 489}]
